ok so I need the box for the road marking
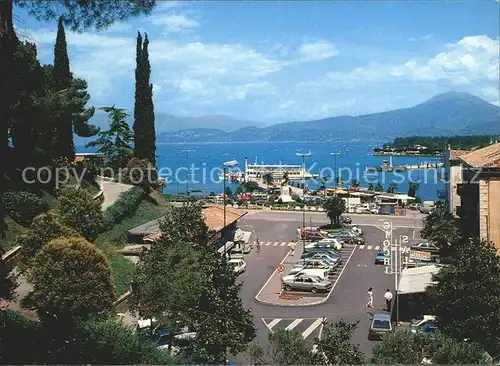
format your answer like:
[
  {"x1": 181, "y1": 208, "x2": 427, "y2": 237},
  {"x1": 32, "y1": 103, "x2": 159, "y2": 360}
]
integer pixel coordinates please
[
  {"x1": 267, "y1": 318, "x2": 282, "y2": 330},
  {"x1": 285, "y1": 319, "x2": 303, "y2": 331},
  {"x1": 323, "y1": 244, "x2": 357, "y2": 302},
  {"x1": 358, "y1": 245, "x2": 365, "y2": 250},
  {"x1": 255, "y1": 249, "x2": 293, "y2": 299},
  {"x1": 264, "y1": 242, "x2": 271, "y2": 246},
  {"x1": 367, "y1": 245, "x2": 372, "y2": 250},
  {"x1": 280, "y1": 242, "x2": 287, "y2": 246},
  {"x1": 375, "y1": 246, "x2": 380, "y2": 250},
  {"x1": 273, "y1": 242, "x2": 279, "y2": 246},
  {"x1": 302, "y1": 318, "x2": 323, "y2": 339}
]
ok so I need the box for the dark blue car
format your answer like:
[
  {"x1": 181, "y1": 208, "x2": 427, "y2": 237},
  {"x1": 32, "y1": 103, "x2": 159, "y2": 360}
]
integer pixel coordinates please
[{"x1": 374, "y1": 250, "x2": 390, "y2": 265}]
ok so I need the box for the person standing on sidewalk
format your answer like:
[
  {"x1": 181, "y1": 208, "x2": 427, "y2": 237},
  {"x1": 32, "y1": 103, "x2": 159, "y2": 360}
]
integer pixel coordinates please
[
  {"x1": 384, "y1": 289, "x2": 393, "y2": 311},
  {"x1": 366, "y1": 287, "x2": 373, "y2": 308}
]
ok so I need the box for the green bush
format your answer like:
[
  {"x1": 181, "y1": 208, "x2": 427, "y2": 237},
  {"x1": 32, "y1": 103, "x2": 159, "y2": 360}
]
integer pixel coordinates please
[
  {"x1": 2, "y1": 190, "x2": 47, "y2": 225},
  {"x1": 103, "y1": 187, "x2": 145, "y2": 229},
  {"x1": 57, "y1": 186, "x2": 104, "y2": 241}
]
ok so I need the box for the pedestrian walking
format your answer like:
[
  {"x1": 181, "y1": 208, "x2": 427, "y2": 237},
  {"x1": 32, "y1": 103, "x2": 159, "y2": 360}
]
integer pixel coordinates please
[
  {"x1": 384, "y1": 289, "x2": 393, "y2": 311},
  {"x1": 255, "y1": 238, "x2": 261, "y2": 254},
  {"x1": 366, "y1": 287, "x2": 373, "y2": 308},
  {"x1": 288, "y1": 241, "x2": 296, "y2": 256}
]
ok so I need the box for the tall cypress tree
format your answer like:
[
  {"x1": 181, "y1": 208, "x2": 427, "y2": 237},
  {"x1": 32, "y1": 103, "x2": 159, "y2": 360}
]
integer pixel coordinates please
[
  {"x1": 52, "y1": 16, "x2": 75, "y2": 161},
  {"x1": 133, "y1": 31, "x2": 144, "y2": 160},
  {"x1": 142, "y1": 33, "x2": 156, "y2": 165},
  {"x1": 133, "y1": 31, "x2": 156, "y2": 165}
]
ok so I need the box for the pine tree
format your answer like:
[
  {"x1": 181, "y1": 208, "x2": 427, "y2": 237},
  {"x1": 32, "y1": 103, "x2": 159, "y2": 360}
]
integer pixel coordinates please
[
  {"x1": 133, "y1": 32, "x2": 156, "y2": 165},
  {"x1": 52, "y1": 16, "x2": 75, "y2": 161}
]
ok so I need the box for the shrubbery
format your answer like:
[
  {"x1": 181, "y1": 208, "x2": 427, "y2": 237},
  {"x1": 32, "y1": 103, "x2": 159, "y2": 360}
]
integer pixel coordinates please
[
  {"x1": 2, "y1": 190, "x2": 47, "y2": 225},
  {"x1": 103, "y1": 187, "x2": 145, "y2": 229},
  {"x1": 0, "y1": 310, "x2": 188, "y2": 365},
  {"x1": 57, "y1": 186, "x2": 104, "y2": 241},
  {"x1": 120, "y1": 157, "x2": 159, "y2": 192}
]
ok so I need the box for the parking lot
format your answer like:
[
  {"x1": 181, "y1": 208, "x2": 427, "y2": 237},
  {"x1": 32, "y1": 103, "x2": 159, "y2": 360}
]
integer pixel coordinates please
[{"x1": 235, "y1": 210, "x2": 424, "y2": 362}]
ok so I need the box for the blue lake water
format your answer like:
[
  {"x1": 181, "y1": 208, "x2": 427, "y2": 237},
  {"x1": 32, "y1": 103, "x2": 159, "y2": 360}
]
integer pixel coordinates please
[
  {"x1": 77, "y1": 141, "x2": 442, "y2": 200},
  {"x1": 78, "y1": 141, "x2": 443, "y2": 201}
]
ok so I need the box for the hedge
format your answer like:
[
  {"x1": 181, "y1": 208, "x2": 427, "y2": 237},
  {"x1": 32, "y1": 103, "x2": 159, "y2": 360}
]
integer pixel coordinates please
[
  {"x1": 103, "y1": 187, "x2": 145, "y2": 229},
  {"x1": 2, "y1": 190, "x2": 48, "y2": 226}
]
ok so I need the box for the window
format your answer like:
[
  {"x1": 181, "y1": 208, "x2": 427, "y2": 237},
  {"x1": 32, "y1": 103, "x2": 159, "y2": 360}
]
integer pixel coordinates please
[
  {"x1": 295, "y1": 278, "x2": 304, "y2": 282},
  {"x1": 373, "y1": 320, "x2": 391, "y2": 330},
  {"x1": 304, "y1": 278, "x2": 313, "y2": 283}
]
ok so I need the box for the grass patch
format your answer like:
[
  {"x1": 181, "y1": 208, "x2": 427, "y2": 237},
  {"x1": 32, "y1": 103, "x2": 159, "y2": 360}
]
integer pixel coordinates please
[
  {"x1": 95, "y1": 194, "x2": 170, "y2": 296},
  {"x1": 2, "y1": 217, "x2": 27, "y2": 251}
]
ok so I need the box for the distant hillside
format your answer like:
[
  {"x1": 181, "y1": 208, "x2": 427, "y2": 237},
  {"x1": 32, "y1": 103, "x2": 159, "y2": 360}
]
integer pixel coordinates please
[
  {"x1": 74, "y1": 111, "x2": 260, "y2": 146},
  {"x1": 156, "y1": 92, "x2": 500, "y2": 142}
]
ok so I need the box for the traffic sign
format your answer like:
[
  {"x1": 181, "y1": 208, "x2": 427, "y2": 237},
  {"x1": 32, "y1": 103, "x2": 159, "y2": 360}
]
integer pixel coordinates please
[{"x1": 277, "y1": 264, "x2": 285, "y2": 272}]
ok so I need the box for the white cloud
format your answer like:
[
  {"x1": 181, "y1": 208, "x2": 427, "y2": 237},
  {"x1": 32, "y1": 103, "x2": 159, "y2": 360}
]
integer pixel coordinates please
[
  {"x1": 297, "y1": 40, "x2": 339, "y2": 61},
  {"x1": 150, "y1": 13, "x2": 200, "y2": 32}
]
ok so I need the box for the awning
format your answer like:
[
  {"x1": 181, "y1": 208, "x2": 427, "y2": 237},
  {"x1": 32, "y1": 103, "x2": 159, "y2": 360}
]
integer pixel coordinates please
[
  {"x1": 398, "y1": 265, "x2": 441, "y2": 295},
  {"x1": 217, "y1": 241, "x2": 234, "y2": 254}
]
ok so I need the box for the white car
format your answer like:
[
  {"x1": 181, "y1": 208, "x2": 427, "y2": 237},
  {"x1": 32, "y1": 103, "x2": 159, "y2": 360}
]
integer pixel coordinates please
[
  {"x1": 305, "y1": 238, "x2": 342, "y2": 251},
  {"x1": 284, "y1": 268, "x2": 329, "y2": 281},
  {"x1": 350, "y1": 226, "x2": 363, "y2": 235},
  {"x1": 228, "y1": 259, "x2": 247, "y2": 275}
]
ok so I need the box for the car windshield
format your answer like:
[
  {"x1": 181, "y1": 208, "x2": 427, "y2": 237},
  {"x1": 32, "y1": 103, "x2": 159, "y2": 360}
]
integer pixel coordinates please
[{"x1": 373, "y1": 320, "x2": 391, "y2": 329}]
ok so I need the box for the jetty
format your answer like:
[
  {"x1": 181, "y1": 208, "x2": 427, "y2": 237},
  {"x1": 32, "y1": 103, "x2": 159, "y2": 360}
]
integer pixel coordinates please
[{"x1": 367, "y1": 156, "x2": 443, "y2": 172}]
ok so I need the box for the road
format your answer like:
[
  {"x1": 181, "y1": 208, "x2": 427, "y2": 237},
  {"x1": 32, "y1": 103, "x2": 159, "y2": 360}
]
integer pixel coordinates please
[{"x1": 235, "y1": 210, "x2": 424, "y2": 363}]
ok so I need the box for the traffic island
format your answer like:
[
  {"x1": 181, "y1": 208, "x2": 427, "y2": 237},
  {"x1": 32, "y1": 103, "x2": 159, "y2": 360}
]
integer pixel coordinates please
[{"x1": 254, "y1": 247, "x2": 331, "y2": 307}]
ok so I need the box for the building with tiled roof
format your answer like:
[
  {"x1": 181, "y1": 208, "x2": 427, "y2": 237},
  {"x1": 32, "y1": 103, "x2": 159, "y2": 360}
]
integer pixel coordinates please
[{"x1": 456, "y1": 143, "x2": 500, "y2": 250}]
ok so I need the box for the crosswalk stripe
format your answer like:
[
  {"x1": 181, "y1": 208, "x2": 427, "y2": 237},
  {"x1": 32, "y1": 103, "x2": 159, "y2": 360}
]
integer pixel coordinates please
[
  {"x1": 358, "y1": 245, "x2": 365, "y2": 250},
  {"x1": 273, "y1": 242, "x2": 279, "y2": 246},
  {"x1": 280, "y1": 242, "x2": 287, "y2": 246},
  {"x1": 285, "y1": 318, "x2": 303, "y2": 331},
  {"x1": 367, "y1": 245, "x2": 372, "y2": 250},
  {"x1": 302, "y1": 318, "x2": 323, "y2": 339},
  {"x1": 375, "y1": 246, "x2": 380, "y2": 250},
  {"x1": 267, "y1": 318, "x2": 282, "y2": 330},
  {"x1": 265, "y1": 242, "x2": 271, "y2": 246}
]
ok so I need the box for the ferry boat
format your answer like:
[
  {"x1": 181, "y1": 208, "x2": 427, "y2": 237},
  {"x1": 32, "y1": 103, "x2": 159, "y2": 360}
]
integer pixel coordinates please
[{"x1": 220, "y1": 157, "x2": 318, "y2": 183}]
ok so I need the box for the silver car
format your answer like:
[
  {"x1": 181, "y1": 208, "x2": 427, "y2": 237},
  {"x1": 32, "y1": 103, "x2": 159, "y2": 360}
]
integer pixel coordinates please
[
  {"x1": 289, "y1": 259, "x2": 337, "y2": 275},
  {"x1": 282, "y1": 274, "x2": 333, "y2": 294}
]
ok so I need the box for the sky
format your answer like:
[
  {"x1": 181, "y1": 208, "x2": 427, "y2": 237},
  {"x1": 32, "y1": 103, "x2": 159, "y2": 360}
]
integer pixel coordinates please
[{"x1": 15, "y1": 0, "x2": 500, "y2": 124}]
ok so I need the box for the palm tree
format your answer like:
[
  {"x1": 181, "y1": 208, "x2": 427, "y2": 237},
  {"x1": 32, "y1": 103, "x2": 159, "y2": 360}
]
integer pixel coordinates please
[
  {"x1": 322, "y1": 197, "x2": 346, "y2": 228},
  {"x1": 375, "y1": 182, "x2": 383, "y2": 192},
  {"x1": 387, "y1": 183, "x2": 397, "y2": 193},
  {"x1": 351, "y1": 179, "x2": 360, "y2": 188},
  {"x1": 368, "y1": 183, "x2": 374, "y2": 191},
  {"x1": 262, "y1": 172, "x2": 274, "y2": 193}
]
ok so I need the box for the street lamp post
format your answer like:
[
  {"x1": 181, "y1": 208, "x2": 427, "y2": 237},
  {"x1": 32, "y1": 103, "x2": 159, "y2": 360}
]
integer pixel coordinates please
[
  {"x1": 330, "y1": 152, "x2": 341, "y2": 189},
  {"x1": 180, "y1": 149, "x2": 195, "y2": 195},
  {"x1": 223, "y1": 160, "x2": 238, "y2": 259},
  {"x1": 296, "y1": 151, "x2": 312, "y2": 252}
]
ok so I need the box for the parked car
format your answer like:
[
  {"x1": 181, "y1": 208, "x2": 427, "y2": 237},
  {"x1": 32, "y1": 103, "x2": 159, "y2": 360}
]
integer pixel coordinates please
[
  {"x1": 306, "y1": 239, "x2": 342, "y2": 251},
  {"x1": 228, "y1": 259, "x2": 247, "y2": 275},
  {"x1": 289, "y1": 259, "x2": 338, "y2": 275},
  {"x1": 304, "y1": 233, "x2": 326, "y2": 242},
  {"x1": 374, "y1": 250, "x2": 391, "y2": 265},
  {"x1": 368, "y1": 313, "x2": 392, "y2": 340},
  {"x1": 286, "y1": 268, "x2": 330, "y2": 280},
  {"x1": 350, "y1": 226, "x2": 363, "y2": 235},
  {"x1": 340, "y1": 215, "x2": 352, "y2": 224},
  {"x1": 302, "y1": 248, "x2": 342, "y2": 261},
  {"x1": 332, "y1": 232, "x2": 365, "y2": 245},
  {"x1": 411, "y1": 242, "x2": 439, "y2": 253},
  {"x1": 305, "y1": 252, "x2": 342, "y2": 265},
  {"x1": 410, "y1": 315, "x2": 438, "y2": 336},
  {"x1": 149, "y1": 328, "x2": 197, "y2": 356},
  {"x1": 370, "y1": 207, "x2": 380, "y2": 214},
  {"x1": 282, "y1": 274, "x2": 333, "y2": 293}
]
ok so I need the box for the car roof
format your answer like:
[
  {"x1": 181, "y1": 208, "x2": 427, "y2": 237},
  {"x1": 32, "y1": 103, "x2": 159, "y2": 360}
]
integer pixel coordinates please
[{"x1": 373, "y1": 313, "x2": 391, "y2": 321}]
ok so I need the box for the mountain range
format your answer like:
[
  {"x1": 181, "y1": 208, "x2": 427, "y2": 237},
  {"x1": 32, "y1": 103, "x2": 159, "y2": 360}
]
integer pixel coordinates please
[{"x1": 76, "y1": 91, "x2": 499, "y2": 145}]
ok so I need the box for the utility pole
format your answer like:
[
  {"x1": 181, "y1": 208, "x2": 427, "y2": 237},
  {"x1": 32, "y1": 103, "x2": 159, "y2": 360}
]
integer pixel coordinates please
[
  {"x1": 296, "y1": 151, "x2": 312, "y2": 252},
  {"x1": 223, "y1": 160, "x2": 238, "y2": 259},
  {"x1": 330, "y1": 152, "x2": 341, "y2": 189},
  {"x1": 181, "y1": 149, "x2": 195, "y2": 195},
  {"x1": 176, "y1": 151, "x2": 179, "y2": 194}
]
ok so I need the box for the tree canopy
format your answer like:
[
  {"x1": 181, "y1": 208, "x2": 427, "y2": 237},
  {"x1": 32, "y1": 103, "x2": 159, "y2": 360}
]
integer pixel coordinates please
[
  {"x1": 421, "y1": 202, "x2": 461, "y2": 255},
  {"x1": 131, "y1": 204, "x2": 256, "y2": 364},
  {"x1": 24, "y1": 236, "x2": 115, "y2": 322},
  {"x1": 322, "y1": 196, "x2": 346, "y2": 227},
  {"x1": 427, "y1": 237, "x2": 500, "y2": 358}
]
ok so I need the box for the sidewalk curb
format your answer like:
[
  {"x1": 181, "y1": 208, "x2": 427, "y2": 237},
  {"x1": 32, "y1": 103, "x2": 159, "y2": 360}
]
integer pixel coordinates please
[{"x1": 254, "y1": 295, "x2": 328, "y2": 307}]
